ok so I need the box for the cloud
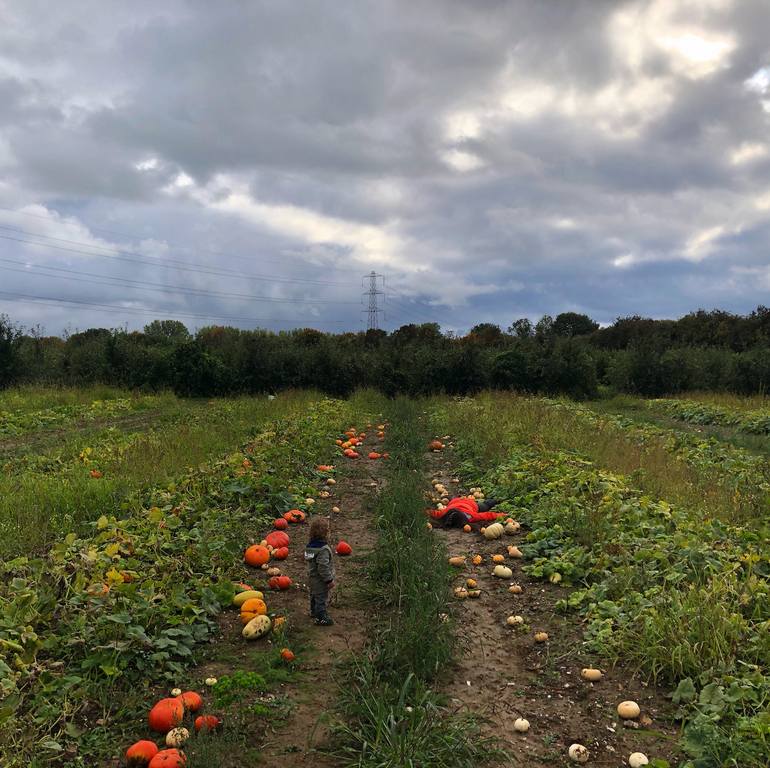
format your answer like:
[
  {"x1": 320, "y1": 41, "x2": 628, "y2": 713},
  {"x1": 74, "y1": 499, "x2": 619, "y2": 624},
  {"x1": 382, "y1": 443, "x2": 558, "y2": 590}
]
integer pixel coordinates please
[{"x1": 0, "y1": 0, "x2": 769, "y2": 335}]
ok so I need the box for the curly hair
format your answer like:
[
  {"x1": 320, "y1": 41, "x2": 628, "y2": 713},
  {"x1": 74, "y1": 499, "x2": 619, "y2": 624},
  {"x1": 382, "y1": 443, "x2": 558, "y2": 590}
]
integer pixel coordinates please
[{"x1": 308, "y1": 516, "x2": 330, "y2": 541}]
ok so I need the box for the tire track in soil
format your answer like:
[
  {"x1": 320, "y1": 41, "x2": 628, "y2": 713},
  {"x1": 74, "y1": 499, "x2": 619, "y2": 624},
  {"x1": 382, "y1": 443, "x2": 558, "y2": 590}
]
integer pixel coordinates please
[
  {"x1": 240, "y1": 432, "x2": 384, "y2": 768},
  {"x1": 427, "y1": 447, "x2": 682, "y2": 767}
]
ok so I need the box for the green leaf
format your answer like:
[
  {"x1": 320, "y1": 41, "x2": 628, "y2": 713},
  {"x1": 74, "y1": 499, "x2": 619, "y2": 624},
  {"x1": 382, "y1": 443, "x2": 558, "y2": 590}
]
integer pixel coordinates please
[{"x1": 673, "y1": 677, "x2": 696, "y2": 705}]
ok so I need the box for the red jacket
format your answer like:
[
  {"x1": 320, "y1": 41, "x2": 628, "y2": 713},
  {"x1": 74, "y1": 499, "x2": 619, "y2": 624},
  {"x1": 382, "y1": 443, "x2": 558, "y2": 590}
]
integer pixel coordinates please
[{"x1": 430, "y1": 497, "x2": 502, "y2": 523}]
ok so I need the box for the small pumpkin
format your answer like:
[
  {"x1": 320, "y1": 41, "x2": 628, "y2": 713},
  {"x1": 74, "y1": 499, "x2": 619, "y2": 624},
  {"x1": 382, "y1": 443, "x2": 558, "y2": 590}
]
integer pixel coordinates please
[
  {"x1": 148, "y1": 697, "x2": 185, "y2": 734},
  {"x1": 317, "y1": 465, "x2": 334, "y2": 472},
  {"x1": 467, "y1": 589, "x2": 481, "y2": 598},
  {"x1": 506, "y1": 615, "x2": 524, "y2": 626},
  {"x1": 343, "y1": 448, "x2": 359, "y2": 458},
  {"x1": 466, "y1": 578, "x2": 477, "y2": 588},
  {"x1": 280, "y1": 648, "x2": 295, "y2": 662},
  {"x1": 568, "y1": 744, "x2": 589, "y2": 763},
  {"x1": 368, "y1": 451, "x2": 382, "y2": 460},
  {"x1": 492, "y1": 565, "x2": 513, "y2": 579},
  {"x1": 429, "y1": 440, "x2": 445, "y2": 451},
  {"x1": 492, "y1": 554, "x2": 505, "y2": 564},
  {"x1": 463, "y1": 524, "x2": 472, "y2": 533},
  {"x1": 273, "y1": 518, "x2": 289, "y2": 530},
  {"x1": 267, "y1": 567, "x2": 281, "y2": 577},
  {"x1": 505, "y1": 521, "x2": 521, "y2": 534},
  {"x1": 513, "y1": 717, "x2": 530, "y2": 733},
  {"x1": 326, "y1": 477, "x2": 336, "y2": 485},
  {"x1": 194, "y1": 715, "x2": 222, "y2": 733},
  {"x1": 244, "y1": 545, "x2": 270, "y2": 567},
  {"x1": 508, "y1": 584, "x2": 523, "y2": 595},
  {"x1": 471, "y1": 554, "x2": 483, "y2": 566},
  {"x1": 272, "y1": 546, "x2": 289, "y2": 560},
  {"x1": 534, "y1": 631, "x2": 549, "y2": 643},
  {"x1": 242, "y1": 614, "x2": 272, "y2": 640},
  {"x1": 148, "y1": 749, "x2": 187, "y2": 768},
  {"x1": 581, "y1": 668, "x2": 603, "y2": 682},
  {"x1": 240, "y1": 598, "x2": 268, "y2": 624},
  {"x1": 336, "y1": 541, "x2": 352, "y2": 556},
  {"x1": 268, "y1": 575, "x2": 292, "y2": 590},
  {"x1": 617, "y1": 700, "x2": 640, "y2": 719},
  {"x1": 126, "y1": 740, "x2": 159, "y2": 768},
  {"x1": 283, "y1": 509, "x2": 306, "y2": 524},
  {"x1": 165, "y1": 728, "x2": 190, "y2": 747},
  {"x1": 507, "y1": 546, "x2": 523, "y2": 558},
  {"x1": 448, "y1": 556, "x2": 466, "y2": 567},
  {"x1": 484, "y1": 522, "x2": 505, "y2": 540}
]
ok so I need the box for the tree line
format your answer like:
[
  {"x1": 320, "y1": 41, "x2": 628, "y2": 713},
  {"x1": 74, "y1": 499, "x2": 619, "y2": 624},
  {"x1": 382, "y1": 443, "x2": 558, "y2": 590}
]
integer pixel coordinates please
[{"x1": 2, "y1": 307, "x2": 770, "y2": 398}]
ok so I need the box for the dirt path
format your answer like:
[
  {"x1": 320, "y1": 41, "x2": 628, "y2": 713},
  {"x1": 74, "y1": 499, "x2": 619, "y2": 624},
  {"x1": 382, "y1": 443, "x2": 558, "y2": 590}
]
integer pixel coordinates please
[
  {"x1": 194, "y1": 429, "x2": 384, "y2": 768},
  {"x1": 427, "y1": 447, "x2": 683, "y2": 767}
]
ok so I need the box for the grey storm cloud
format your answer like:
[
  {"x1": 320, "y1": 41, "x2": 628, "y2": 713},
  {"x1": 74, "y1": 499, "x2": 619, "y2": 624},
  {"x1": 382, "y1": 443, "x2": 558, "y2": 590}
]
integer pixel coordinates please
[{"x1": 0, "y1": 0, "x2": 769, "y2": 335}]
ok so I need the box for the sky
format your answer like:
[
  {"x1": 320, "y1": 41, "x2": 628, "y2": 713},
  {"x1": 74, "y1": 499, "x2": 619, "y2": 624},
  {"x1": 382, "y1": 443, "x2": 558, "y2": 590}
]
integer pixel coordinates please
[{"x1": 0, "y1": 0, "x2": 769, "y2": 336}]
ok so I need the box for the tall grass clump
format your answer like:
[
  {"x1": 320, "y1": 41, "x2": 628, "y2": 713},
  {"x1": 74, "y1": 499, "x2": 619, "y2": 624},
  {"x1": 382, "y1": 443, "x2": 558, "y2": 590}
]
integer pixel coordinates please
[{"x1": 332, "y1": 397, "x2": 505, "y2": 767}]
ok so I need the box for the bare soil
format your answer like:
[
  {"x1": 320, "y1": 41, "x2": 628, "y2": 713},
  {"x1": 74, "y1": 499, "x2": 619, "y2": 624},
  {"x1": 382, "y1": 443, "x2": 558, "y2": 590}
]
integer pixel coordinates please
[{"x1": 427, "y1": 448, "x2": 683, "y2": 767}]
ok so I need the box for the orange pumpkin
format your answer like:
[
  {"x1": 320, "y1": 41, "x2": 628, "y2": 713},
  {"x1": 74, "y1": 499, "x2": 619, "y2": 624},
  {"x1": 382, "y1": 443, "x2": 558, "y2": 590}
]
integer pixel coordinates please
[
  {"x1": 283, "y1": 509, "x2": 306, "y2": 524},
  {"x1": 126, "y1": 740, "x2": 159, "y2": 767},
  {"x1": 266, "y1": 530, "x2": 290, "y2": 548},
  {"x1": 368, "y1": 451, "x2": 382, "y2": 460},
  {"x1": 194, "y1": 715, "x2": 222, "y2": 733},
  {"x1": 336, "y1": 541, "x2": 352, "y2": 556},
  {"x1": 148, "y1": 748, "x2": 187, "y2": 767},
  {"x1": 335, "y1": 439, "x2": 343, "y2": 446},
  {"x1": 244, "y1": 545, "x2": 270, "y2": 567},
  {"x1": 317, "y1": 465, "x2": 334, "y2": 472},
  {"x1": 343, "y1": 448, "x2": 359, "y2": 458},
  {"x1": 89, "y1": 469, "x2": 103, "y2": 478},
  {"x1": 177, "y1": 691, "x2": 202, "y2": 713},
  {"x1": 272, "y1": 546, "x2": 289, "y2": 560},
  {"x1": 273, "y1": 517, "x2": 289, "y2": 530},
  {"x1": 240, "y1": 598, "x2": 267, "y2": 623},
  {"x1": 429, "y1": 440, "x2": 445, "y2": 451},
  {"x1": 268, "y1": 575, "x2": 292, "y2": 590},
  {"x1": 280, "y1": 648, "x2": 295, "y2": 662},
  {"x1": 148, "y1": 697, "x2": 185, "y2": 733}
]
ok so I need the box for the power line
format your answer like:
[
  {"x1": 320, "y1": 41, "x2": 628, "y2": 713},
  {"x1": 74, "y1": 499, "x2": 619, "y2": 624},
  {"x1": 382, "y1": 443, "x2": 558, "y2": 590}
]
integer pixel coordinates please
[
  {"x1": 0, "y1": 204, "x2": 353, "y2": 272},
  {"x1": 0, "y1": 226, "x2": 359, "y2": 288},
  {"x1": 0, "y1": 257, "x2": 360, "y2": 306},
  {"x1": 0, "y1": 289, "x2": 350, "y2": 327}
]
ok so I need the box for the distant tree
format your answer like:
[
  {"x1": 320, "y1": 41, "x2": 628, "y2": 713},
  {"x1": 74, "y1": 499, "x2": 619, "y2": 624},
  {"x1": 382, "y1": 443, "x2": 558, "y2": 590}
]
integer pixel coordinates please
[
  {"x1": 0, "y1": 314, "x2": 22, "y2": 388},
  {"x1": 467, "y1": 323, "x2": 505, "y2": 345},
  {"x1": 534, "y1": 314, "x2": 554, "y2": 341},
  {"x1": 508, "y1": 318, "x2": 534, "y2": 338},
  {"x1": 144, "y1": 319, "x2": 191, "y2": 343},
  {"x1": 171, "y1": 341, "x2": 228, "y2": 397},
  {"x1": 552, "y1": 312, "x2": 599, "y2": 337}
]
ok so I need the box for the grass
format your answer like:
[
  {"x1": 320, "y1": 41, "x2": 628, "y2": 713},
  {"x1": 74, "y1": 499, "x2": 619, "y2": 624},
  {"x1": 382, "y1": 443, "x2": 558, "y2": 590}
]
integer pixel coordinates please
[
  {"x1": 0, "y1": 391, "x2": 321, "y2": 556},
  {"x1": 331, "y1": 397, "x2": 506, "y2": 767},
  {"x1": 440, "y1": 392, "x2": 768, "y2": 525},
  {"x1": 0, "y1": 384, "x2": 144, "y2": 411}
]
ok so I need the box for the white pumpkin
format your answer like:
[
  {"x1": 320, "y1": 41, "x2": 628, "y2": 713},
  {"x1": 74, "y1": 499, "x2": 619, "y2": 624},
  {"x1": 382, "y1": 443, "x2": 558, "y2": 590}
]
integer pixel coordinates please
[
  {"x1": 581, "y1": 668, "x2": 602, "y2": 682},
  {"x1": 568, "y1": 743, "x2": 589, "y2": 763},
  {"x1": 618, "y1": 700, "x2": 641, "y2": 719},
  {"x1": 506, "y1": 615, "x2": 524, "y2": 626},
  {"x1": 513, "y1": 717, "x2": 529, "y2": 733},
  {"x1": 492, "y1": 565, "x2": 513, "y2": 579},
  {"x1": 165, "y1": 727, "x2": 190, "y2": 747},
  {"x1": 484, "y1": 523, "x2": 505, "y2": 540},
  {"x1": 507, "y1": 545, "x2": 523, "y2": 558},
  {"x1": 629, "y1": 754, "x2": 649, "y2": 768},
  {"x1": 504, "y1": 521, "x2": 520, "y2": 535}
]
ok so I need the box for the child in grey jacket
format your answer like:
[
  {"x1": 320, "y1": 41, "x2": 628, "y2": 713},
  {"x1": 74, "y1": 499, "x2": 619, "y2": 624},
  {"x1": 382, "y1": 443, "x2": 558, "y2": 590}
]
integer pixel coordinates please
[{"x1": 304, "y1": 517, "x2": 336, "y2": 626}]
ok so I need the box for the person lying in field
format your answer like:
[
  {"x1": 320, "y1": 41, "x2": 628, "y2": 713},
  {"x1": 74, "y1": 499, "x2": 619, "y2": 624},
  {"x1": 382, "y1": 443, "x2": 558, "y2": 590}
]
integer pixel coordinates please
[{"x1": 430, "y1": 496, "x2": 504, "y2": 528}]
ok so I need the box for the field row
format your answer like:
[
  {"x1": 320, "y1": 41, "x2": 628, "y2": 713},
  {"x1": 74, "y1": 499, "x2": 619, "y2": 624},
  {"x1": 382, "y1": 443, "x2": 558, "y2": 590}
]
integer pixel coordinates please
[
  {"x1": 648, "y1": 397, "x2": 770, "y2": 435},
  {"x1": 433, "y1": 394, "x2": 769, "y2": 767}
]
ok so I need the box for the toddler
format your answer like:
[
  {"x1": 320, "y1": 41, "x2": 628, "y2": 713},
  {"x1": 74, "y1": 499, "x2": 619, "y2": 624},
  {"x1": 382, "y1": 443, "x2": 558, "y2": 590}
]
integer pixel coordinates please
[{"x1": 304, "y1": 516, "x2": 336, "y2": 626}]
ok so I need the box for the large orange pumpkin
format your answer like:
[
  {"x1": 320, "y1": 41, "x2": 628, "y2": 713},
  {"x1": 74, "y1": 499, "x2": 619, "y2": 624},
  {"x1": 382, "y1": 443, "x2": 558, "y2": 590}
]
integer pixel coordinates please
[
  {"x1": 244, "y1": 545, "x2": 270, "y2": 567},
  {"x1": 283, "y1": 509, "x2": 306, "y2": 524},
  {"x1": 177, "y1": 691, "x2": 202, "y2": 713},
  {"x1": 148, "y1": 749, "x2": 187, "y2": 768},
  {"x1": 126, "y1": 740, "x2": 159, "y2": 767},
  {"x1": 266, "y1": 530, "x2": 290, "y2": 548},
  {"x1": 240, "y1": 598, "x2": 268, "y2": 623},
  {"x1": 148, "y1": 698, "x2": 185, "y2": 733},
  {"x1": 273, "y1": 517, "x2": 289, "y2": 530}
]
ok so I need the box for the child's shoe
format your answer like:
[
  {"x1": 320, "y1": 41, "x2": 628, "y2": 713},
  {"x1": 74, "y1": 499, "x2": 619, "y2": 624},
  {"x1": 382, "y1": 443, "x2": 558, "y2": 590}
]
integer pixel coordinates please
[{"x1": 314, "y1": 615, "x2": 334, "y2": 626}]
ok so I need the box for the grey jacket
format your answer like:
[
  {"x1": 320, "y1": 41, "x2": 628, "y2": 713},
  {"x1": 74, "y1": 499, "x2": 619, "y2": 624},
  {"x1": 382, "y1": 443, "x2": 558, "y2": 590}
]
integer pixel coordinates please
[{"x1": 304, "y1": 540, "x2": 335, "y2": 593}]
